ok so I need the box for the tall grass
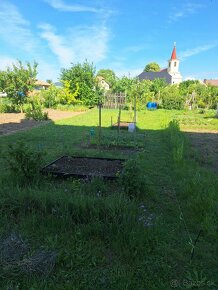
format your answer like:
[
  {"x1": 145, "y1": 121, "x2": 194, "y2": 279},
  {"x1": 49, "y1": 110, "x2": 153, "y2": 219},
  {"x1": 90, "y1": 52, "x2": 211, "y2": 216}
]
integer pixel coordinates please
[{"x1": 167, "y1": 119, "x2": 185, "y2": 163}]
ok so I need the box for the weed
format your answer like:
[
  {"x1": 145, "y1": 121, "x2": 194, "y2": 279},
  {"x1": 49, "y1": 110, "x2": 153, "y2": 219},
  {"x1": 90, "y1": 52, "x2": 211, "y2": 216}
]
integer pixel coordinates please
[
  {"x1": 120, "y1": 158, "x2": 147, "y2": 198},
  {"x1": 4, "y1": 141, "x2": 44, "y2": 184},
  {"x1": 167, "y1": 119, "x2": 185, "y2": 163}
]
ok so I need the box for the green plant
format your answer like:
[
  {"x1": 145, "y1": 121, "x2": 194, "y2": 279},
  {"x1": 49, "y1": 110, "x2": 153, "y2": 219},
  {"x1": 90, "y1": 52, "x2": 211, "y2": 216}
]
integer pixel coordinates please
[
  {"x1": 4, "y1": 141, "x2": 44, "y2": 183},
  {"x1": 25, "y1": 102, "x2": 48, "y2": 121},
  {"x1": 120, "y1": 158, "x2": 146, "y2": 197},
  {"x1": 0, "y1": 102, "x2": 20, "y2": 113},
  {"x1": 167, "y1": 119, "x2": 185, "y2": 163},
  {"x1": 3, "y1": 60, "x2": 38, "y2": 112},
  {"x1": 184, "y1": 269, "x2": 215, "y2": 288}
]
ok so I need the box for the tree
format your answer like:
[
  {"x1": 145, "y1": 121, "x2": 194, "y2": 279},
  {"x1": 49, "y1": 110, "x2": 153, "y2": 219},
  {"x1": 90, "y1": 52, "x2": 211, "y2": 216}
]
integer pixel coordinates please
[
  {"x1": 144, "y1": 62, "x2": 160, "y2": 72},
  {"x1": 62, "y1": 80, "x2": 79, "y2": 104},
  {"x1": 96, "y1": 69, "x2": 116, "y2": 89},
  {"x1": 60, "y1": 61, "x2": 97, "y2": 106},
  {"x1": 0, "y1": 71, "x2": 7, "y2": 91},
  {"x1": 112, "y1": 76, "x2": 133, "y2": 94},
  {"x1": 150, "y1": 78, "x2": 167, "y2": 100},
  {"x1": 4, "y1": 60, "x2": 38, "y2": 112},
  {"x1": 161, "y1": 85, "x2": 184, "y2": 110}
]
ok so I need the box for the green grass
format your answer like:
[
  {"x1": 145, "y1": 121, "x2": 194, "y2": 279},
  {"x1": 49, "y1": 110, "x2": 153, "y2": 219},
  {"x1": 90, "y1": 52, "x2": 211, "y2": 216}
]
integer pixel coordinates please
[{"x1": 0, "y1": 108, "x2": 217, "y2": 289}]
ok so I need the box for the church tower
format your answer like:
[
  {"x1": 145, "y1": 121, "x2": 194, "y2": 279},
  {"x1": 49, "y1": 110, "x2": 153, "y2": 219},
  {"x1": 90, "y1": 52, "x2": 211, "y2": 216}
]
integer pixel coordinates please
[{"x1": 167, "y1": 43, "x2": 182, "y2": 84}]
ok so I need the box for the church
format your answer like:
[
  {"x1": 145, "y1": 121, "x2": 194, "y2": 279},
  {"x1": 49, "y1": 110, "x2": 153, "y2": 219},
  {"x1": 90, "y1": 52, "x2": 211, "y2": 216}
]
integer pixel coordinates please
[{"x1": 138, "y1": 44, "x2": 183, "y2": 85}]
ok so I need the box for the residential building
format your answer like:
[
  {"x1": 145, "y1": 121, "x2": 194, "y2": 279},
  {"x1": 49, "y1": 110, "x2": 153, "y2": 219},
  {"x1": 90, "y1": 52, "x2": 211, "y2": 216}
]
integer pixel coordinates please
[{"x1": 96, "y1": 76, "x2": 110, "y2": 91}]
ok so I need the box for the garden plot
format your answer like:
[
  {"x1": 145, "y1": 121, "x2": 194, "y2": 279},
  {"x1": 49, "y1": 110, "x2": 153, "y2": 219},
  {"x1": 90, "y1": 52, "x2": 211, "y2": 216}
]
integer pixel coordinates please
[
  {"x1": 80, "y1": 130, "x2": 146, "y2": 153},
  {"x1": 42, "y1": 155, "x2": 124, "y2": 179}
]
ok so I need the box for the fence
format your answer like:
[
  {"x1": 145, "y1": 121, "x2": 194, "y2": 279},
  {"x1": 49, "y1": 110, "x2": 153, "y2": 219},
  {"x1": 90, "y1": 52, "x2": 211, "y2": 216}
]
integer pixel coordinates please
[{"x1": 103, "y1": 94, "x2": 126, "y2": 109}]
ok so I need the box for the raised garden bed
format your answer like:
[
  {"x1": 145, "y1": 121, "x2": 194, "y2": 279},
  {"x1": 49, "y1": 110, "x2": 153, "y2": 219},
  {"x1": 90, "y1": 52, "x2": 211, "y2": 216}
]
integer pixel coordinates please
[
  {"x1": 41, "y1": 155, "x2": 124, "y2": 179},
  {"x1": 112, "y1": 121, "x2": 134, "y2": 129}
]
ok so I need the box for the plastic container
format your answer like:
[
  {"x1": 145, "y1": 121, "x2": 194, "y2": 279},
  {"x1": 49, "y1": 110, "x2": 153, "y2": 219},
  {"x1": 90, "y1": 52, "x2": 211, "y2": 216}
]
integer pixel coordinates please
[{"x1": 128, "y1": 123, "x2": 136, "y2": 132}]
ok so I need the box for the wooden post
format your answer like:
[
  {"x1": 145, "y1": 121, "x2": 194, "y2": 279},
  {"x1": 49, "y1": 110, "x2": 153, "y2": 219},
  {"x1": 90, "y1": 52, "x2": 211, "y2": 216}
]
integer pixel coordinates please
[
  {"x1": 134, "y1": 93, "x2": 136, "y2": 124},
  {"x1": 117, "y1": 105, "x2": 121, "y2": 139},
  {"x1": 98, "y1": 103, "x2": 102, "y2": 146}
]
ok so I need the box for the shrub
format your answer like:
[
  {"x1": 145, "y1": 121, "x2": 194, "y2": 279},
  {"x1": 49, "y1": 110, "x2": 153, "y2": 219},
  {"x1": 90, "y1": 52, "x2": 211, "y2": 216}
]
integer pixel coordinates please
[
  {"x1": 162, "y1": 95, "x2": 184, "y2": 110},
  {"x1": 4, "y1": 141, "x2": 44, "y2": 183},
  {"x1": 120, "y1": 158, "x2": 146, "y2": 198},
  {"x1": 25, "y1": 106, "x2": 48, "y2": 121},
  {"x1": 197, "y1": 100, "x2": 206, "y2": 109},
  {"x1": 25, "y1": 101, "x2": 48, "y2": 121},
  {"x1": 0, "y1": 103, "x2": 20, "y2": 113},
  {"x1": 40, "y1": 85, "x2": 65, "y2": 108},
  {"x1": 161, "y1": 85, "x2": 184, "y2": 110}
]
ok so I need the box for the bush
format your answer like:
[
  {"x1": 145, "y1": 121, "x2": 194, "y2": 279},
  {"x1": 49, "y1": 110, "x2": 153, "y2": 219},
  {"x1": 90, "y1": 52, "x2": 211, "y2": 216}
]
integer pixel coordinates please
[
  {"x1": 4, "y1": 141, "x2": 44, "y2": 183},
  {"x1": 162, "y1": 95, "x2": 184, "y2": 110},
  {"x1": 0, "y1": 103, "x2": 20, "y2": 113},
  {"x1": 25, "y1": 103, "x2": 48, "y2": 121},
  {"x1": 40, "y1": 85, "x2": 65, "y2": 108},
  {"x1": 161, "y1": 86, "x2": 184, "y2": 110},
  {"x1": 197, "y1": 100, "x2": 206, "y2": 109},
  {"x1": 120, "y1": 158, "x2": 146, "y2": 197}
]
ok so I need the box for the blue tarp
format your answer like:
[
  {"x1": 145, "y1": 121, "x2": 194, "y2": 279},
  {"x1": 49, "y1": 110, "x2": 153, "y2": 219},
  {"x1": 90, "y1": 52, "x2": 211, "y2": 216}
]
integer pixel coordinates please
[{"x1": 146, "y1": 102, "x2": 157, "y2": 110}]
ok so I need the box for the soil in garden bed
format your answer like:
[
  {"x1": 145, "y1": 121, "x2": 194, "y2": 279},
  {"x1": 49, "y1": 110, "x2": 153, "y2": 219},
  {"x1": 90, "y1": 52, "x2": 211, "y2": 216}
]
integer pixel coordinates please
[{"x1": 42, "y1": 156, "x2": 124, "y2": 179}]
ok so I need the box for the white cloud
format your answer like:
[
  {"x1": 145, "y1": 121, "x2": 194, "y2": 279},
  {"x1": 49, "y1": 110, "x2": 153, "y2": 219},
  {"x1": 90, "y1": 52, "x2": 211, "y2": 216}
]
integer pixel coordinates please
[
  {"x1": 169, "y1": 2, "x2": 204, "y2": 22},
  {"x1": 38, "y1": 24, "x2": 75, "y2": 67},
  {"x1": 45, "y1": 0, "x2": 103, "y2": 13},
  {"x1": 0, "y1": 1, "x2": 111, "y2": 81},
  {"x1": 0, "y1": 1, "x2": 68, "y2": 81},
  {"x1": 39, "y1": 23, "x2": 110, "y2": 66},
  {"x1": 0, "y1": 1, "x2": 36, "y2": 52},
  {"x1": 180, "y1": 42, "x2": 218, "y2": 61}
]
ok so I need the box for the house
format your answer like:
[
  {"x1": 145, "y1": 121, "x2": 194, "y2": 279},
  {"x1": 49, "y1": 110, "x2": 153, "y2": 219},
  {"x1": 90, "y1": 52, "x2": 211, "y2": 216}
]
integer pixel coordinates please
[
  {"x1": 96, "y1": 76, "x2": 110, "y2": 91},
  {"x1": 138, "y1": 44, "x2": 183, "y2": 85},
  {"x1": 34, "y1": 80, "x2": 51, "y2": 90},
  {"x1": 203, "y1": 79, "x2": 218, "y2": 87}
]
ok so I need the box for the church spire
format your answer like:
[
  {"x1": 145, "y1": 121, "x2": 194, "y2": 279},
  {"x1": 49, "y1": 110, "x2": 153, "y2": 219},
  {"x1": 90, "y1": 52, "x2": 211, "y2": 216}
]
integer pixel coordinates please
[{"x1": 171, "y1": 43, "x2": 177, "y2": 60}]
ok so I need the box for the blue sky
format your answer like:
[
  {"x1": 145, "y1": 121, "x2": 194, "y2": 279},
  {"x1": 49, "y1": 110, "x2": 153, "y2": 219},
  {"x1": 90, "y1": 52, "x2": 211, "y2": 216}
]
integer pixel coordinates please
[{"x1": 0, "y1": 0, "x2": 217, "y2": 81}]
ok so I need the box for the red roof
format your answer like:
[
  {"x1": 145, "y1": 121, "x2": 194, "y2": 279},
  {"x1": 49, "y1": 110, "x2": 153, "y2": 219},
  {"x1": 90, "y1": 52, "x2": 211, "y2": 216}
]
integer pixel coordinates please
[
  {"x1": 171, "y1": 46, "x2": 177, "y2": 60},
  {"x1": 204, "y1": 79, "x2": 218, "y2": 86}
]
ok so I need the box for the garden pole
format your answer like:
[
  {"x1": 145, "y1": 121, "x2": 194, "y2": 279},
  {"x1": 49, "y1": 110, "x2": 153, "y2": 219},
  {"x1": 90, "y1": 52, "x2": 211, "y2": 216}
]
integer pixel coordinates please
[
  {"x1": 98, "y1": 103, "x2": 102, "y2": 146},
  {"x1": 117, "y1": 105, "x2": 121, "y2": 140}
]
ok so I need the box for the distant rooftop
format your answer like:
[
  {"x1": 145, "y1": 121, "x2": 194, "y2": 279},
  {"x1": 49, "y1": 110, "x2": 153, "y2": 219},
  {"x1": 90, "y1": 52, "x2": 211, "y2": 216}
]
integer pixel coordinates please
[
  {"x1": 35, "y1": 80, "x2": 50, "y2": 86},
  {"x1": 204, "y1": 79, "x2": 218, "y2": 86}
]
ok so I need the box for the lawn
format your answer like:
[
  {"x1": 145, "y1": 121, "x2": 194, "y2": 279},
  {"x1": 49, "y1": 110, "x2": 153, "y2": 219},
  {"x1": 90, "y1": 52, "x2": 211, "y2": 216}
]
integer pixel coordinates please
[{"x1": 0, "y1": 108, "x2": 217, "y2": 289}]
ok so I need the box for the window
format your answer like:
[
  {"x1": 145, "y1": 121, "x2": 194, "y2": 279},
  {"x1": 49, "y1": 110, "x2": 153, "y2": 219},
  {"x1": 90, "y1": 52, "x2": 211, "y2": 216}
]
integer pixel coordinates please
[{"x1": 174, "y1": 62, "x2": 176, "y2": 67}]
